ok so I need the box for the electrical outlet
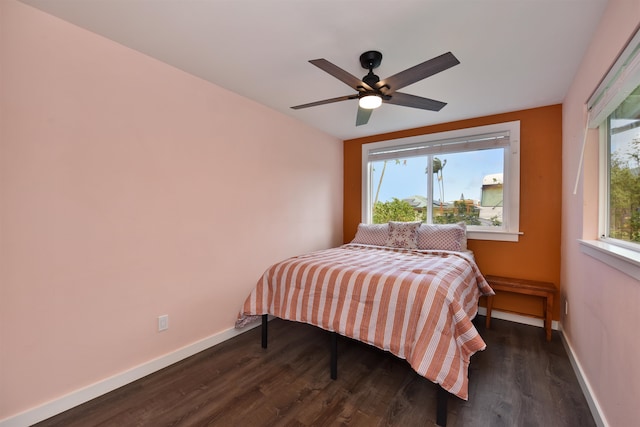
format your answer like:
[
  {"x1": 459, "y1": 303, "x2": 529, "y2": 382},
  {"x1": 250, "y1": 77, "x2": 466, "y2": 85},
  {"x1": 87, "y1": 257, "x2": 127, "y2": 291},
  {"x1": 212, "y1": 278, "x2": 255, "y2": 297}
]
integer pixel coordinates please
[{"x1": 158, "y1": 314, "x2": 169, "y2": 332}]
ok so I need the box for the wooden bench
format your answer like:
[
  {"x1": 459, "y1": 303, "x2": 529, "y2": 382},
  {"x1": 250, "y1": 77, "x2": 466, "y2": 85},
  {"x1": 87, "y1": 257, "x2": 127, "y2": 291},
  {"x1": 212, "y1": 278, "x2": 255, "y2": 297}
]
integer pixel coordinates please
[{"x1": 484, "y1": 275, "x2": 556, "y2": 341}]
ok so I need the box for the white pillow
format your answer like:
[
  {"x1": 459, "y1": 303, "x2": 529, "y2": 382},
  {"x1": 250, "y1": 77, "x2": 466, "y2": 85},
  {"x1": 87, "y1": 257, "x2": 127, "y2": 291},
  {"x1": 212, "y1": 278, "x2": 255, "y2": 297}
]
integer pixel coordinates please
[
  {"x1": 351, "y1": 223, "x2": 389, "y2": 246},
  {"x1": 417, "y1": 222, "x2": 467, "y2": 252},
  {"x1": 385, "y1": 221, "x2": 421, "y2": 249}
]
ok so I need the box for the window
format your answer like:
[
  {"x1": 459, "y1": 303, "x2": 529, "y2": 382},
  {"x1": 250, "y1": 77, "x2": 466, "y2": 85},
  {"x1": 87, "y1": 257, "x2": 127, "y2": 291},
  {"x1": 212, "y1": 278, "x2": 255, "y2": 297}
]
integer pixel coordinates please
[
  {"x1": 361, "y1": 121, "x2": 521, "y2": 242},
  {"x1": 587, "y1": 27, "x2": 640, "y2": 252},
  {"x1": 580, "y1": 26, "x2": 640, "y2": 280},
  {"x1": 602, "y1": 88, "x2": 640, "y2": 248}
]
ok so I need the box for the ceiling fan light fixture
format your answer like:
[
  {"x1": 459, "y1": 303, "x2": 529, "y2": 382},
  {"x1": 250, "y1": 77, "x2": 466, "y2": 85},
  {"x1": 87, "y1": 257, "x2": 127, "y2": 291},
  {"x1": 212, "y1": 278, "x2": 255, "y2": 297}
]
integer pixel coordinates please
[{"x1": 359, "y1": 94, "x2": 382, "y2": 109}]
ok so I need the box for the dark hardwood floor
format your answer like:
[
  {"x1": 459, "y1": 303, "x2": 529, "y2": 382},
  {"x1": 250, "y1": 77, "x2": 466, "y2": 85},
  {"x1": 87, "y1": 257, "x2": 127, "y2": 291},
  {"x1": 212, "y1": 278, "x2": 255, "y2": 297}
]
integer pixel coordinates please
[{"x1": 35, "y1": 317, "x2": 595, "y2": 427}]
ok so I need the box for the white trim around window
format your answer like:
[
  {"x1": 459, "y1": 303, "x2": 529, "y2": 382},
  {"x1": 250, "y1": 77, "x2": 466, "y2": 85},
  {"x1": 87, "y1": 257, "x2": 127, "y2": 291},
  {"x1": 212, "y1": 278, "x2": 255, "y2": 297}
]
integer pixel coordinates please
[
  {"x1": 579, "y1": 239, "x2": 640, "y2": 281},
  {"x1": 584, "y1": 24, "x2": 640, "y2": 280},
  {"x1": 361, "y1": 121, "x2": 522, "y2": 242}
]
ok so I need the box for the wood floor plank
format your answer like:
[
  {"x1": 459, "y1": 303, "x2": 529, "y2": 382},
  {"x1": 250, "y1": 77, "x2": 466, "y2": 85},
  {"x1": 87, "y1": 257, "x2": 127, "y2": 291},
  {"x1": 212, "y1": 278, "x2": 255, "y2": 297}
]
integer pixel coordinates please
[{"x1": 34, "y1": 317, "x2": 595, "y2": 427}]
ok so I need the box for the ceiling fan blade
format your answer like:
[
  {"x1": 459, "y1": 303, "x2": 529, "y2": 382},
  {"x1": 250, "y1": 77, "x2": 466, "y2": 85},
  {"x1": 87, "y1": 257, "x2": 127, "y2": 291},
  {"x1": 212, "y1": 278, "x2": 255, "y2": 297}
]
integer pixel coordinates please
[
  {"x1": 309, "y1": 59, "x2": 374, "y2": 91},
  {"x1": 356, "y1": 106, "x2": 373, "y2": 126},
  {"x1": 378, "y1": 52, "x2": 460, "y2": 94},
  {"x1": 291, "y1": 94, "x2": 357, "y2": 109},
  {"x1": 384, "y1": 92, "x2": 447, "y2": 111}
]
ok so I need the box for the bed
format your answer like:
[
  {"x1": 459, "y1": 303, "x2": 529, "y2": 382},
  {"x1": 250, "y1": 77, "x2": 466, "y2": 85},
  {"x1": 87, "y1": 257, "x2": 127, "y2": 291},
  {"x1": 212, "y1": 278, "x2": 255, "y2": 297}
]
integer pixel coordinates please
[{"x1": 236, "y1": 221, "x2": 494, "y2": 426}]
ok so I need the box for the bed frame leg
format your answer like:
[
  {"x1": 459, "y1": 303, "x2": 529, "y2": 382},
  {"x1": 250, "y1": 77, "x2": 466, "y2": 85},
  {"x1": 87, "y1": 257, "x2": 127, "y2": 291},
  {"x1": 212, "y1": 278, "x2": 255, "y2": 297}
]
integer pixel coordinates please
[
  {"x1": 261, "y1": 314, "x2": 268, "y2": 349},
  {"x1": 436, "y1": 385, "x2": 448, "y2": 426},
  {"x1": 330, "y1": 332, "x2": 338, "y2": 380}
]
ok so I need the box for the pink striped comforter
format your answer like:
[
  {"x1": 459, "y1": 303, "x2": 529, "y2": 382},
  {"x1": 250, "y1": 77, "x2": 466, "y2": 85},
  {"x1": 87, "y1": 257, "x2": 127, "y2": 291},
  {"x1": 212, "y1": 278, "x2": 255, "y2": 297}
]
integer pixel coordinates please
[{"x1": 236, "y1": 243, "x2": 494, "y2": 400}]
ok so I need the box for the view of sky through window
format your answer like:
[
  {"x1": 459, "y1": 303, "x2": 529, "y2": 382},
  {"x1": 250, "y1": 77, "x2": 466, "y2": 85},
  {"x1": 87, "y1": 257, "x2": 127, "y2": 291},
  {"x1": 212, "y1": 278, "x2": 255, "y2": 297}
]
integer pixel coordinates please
[{"x1": 371, "y1": 148, "x2": 504, "y2": 204}]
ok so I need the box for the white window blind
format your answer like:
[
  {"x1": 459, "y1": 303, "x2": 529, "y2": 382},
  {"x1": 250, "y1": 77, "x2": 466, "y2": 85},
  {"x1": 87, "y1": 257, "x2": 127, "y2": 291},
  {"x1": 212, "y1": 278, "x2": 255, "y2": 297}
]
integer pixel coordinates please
[
  {"x1": 588, "y1": 24, "x2": 640, "y2": 128},
  {"x1": 367, "y1": 131, "x2": 511, "y2": 161}
]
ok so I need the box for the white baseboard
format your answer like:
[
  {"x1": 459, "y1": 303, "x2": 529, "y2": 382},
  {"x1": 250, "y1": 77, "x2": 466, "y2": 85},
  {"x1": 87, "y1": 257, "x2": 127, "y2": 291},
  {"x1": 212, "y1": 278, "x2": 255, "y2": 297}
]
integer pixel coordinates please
[
  {"x1": 0, "y1": 320, "x2": 264, "y2": 427},
  {"x1": 559, "y1": 328, "x2": 608, "y2": 427},
  {"x1": 3, "y1": 314, "x2": 597, "y2": 427},
  {"x1": 477, "y1": 306, "x2": 560, "y2": 331}
]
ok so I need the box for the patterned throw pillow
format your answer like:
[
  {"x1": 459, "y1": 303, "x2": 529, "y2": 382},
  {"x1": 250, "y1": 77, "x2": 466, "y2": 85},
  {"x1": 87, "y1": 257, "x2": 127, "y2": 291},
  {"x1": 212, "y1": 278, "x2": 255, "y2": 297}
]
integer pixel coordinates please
[
  {"x1": 351, "y1": 223, "x2": 389, "y2": 246},
  {"x1": 385, "y1": 221, "x2": 420, "y2": 249},
  {"x1": 417, "y1": 222, "x2": 467, "y2": 251}
]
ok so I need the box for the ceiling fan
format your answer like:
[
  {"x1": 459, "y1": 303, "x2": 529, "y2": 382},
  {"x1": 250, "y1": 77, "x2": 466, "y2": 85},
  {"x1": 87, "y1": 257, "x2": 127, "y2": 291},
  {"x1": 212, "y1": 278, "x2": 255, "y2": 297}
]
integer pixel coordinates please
[{"x1": 291, "y1": 50, "x2": 460, "y2": 126}]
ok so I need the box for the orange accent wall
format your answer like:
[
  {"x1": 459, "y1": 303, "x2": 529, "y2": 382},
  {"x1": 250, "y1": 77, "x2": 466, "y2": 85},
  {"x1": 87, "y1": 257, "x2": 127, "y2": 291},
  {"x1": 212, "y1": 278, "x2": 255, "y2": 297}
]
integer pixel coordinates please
[{"x1": 343, "y1": 104, "x2": 562, "y2": 320}]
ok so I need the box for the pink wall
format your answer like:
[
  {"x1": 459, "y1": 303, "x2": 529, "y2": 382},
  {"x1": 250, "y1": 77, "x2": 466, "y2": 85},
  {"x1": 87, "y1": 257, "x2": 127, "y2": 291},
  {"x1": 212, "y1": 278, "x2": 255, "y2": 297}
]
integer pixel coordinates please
[
  {"x1": 562, "y1": 0, "x2": 640, "y2": 425},
  {"x1": 0, "y1": 0, "x2": 342, "y2": 419}
]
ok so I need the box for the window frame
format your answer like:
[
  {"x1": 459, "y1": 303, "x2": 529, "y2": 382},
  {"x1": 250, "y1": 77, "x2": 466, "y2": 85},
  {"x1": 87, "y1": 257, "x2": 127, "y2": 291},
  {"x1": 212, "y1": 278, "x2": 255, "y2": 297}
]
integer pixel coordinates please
[
  {"x1": 598, "y1": 118, "x2": 640, "y2": 253},
  {"x1": 361, "y1": 121, "x2": 522, "y2": 242},
  {"x1": 580, "y1": 25, "x2": 640, "y2": 280}
]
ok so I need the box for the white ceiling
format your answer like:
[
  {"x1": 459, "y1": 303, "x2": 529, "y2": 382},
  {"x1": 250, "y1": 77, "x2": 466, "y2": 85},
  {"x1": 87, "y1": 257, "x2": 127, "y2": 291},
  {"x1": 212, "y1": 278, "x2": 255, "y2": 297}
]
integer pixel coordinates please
[{"x1": 20, "y1": 0, "x2": 607, "y2": 140}]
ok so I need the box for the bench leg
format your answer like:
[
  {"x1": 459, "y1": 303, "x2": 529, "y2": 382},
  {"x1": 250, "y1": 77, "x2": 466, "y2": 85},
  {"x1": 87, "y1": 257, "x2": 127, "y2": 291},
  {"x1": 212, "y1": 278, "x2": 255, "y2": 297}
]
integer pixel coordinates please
[
  {"x1": 545, "y1": 295, "x2": 553, "y2": 341},
  {"x1": 485, "y1": 295, "x2": 494, "y2": 329}
]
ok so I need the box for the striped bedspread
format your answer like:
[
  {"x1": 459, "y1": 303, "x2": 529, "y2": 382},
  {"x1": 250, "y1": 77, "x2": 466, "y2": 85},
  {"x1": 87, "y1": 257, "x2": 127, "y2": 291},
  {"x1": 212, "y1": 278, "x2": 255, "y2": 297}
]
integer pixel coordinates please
[{"x1": 236, "y1": 243, "x2": 494, "y2": 400}]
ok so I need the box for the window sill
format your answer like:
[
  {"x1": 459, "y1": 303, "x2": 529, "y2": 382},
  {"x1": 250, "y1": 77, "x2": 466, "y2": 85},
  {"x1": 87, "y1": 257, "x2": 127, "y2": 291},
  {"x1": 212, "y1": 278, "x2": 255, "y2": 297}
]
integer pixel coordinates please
[
  {"x1": 468, "y1": 230, "x2": 522, "y2": 242},
  {"x1": 579, "y1": 239, "x2": 640, "y2": 281}
]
